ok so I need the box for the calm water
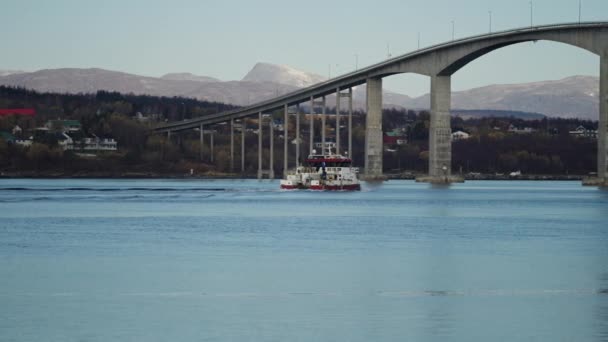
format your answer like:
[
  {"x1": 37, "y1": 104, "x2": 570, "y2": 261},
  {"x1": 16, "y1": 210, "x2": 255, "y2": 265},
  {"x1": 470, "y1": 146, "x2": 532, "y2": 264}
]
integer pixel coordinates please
[{"x1": 0, "y1": 179, "x2": 607, "y2": 341}]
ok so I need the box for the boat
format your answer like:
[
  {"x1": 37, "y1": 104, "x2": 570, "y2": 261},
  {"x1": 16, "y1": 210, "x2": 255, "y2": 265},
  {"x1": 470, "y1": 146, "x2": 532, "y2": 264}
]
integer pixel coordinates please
[{"x1": 280, "y1": 148, "x2": 361, "y2": 190}]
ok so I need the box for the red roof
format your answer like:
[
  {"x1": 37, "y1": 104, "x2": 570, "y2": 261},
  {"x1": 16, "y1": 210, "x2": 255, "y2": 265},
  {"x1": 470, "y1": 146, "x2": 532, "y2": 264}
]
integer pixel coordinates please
[{"x1": 0, "y1": 108, "x2": 36, "y2": 116}]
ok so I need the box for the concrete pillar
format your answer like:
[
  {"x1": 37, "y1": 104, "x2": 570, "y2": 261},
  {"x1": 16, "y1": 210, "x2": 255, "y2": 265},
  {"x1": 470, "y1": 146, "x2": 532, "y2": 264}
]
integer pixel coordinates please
[
  {"x1": 348, "y1": 87, "x2": 353, "y2": 160},
  {"x1": 336, "y1": 87, "x2": 341, "y2": 154},
  {"x1": 296, "y1": 104, "x2": 300, "y2": 165},
  {"x1": 258, "y1": 112, "x2": 262, "y2": 179},
  {"x1": 269, "y1": 115, "x2": 274, "y2": 179},
  {"x1": 428, "y1": 75, "x2": 452, "y2": 180},
  {"x1": 309, "y1": 96, "x2": 314, "y2": 155},
  {"x1": 599, "y1": 54, "x2": 608, "y2": 180},
  {"x1": 283, "y1": 104, "x2": 288, "y2": 175},
  {"x1": 241, "y1": 120, "x2": 245, "y2": 173},
  {"x1": 199, "y1": 124, "x2": 204, "y2": 162},
  {"x1": 230, "y1": 119, "x2": 234, "y2": 171},
  {"x1": 365, "y1": 78, "x2": 383, "y2": 178},
  {"x1": 210, "y1": 131, "x2": 214, "y2": 163},
  {"x1": 321, "y1": 96, "x2": 326, "y2": 156}
]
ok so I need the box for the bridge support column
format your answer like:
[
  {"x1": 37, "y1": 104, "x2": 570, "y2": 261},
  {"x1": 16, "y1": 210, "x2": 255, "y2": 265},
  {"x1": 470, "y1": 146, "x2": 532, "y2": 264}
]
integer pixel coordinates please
[
  {"x1": 417, "y1": 75, "x2": 463, "y2": 184},
  {"x1": 600, "y1": 54, "x2": 608, "y2": 182},
  {"x1": 321, "y1": 96, "x2": 326, "y2": 155},
  {"x1": 296, "y1": 105, "x2": 300, "y2": 166},
  {"x1": 348, "y1": 87, "x2": 353, "y2": 161},
  {"x1": 241, "y1": 120, "x2": 245, "y2": 173},
  {"x1": 258, "y1": 112, "x2": 263, "y2": 179},
  {"x1": 284, "y1": 104, "x2": 288, "y2": 176},
  {"x1": 336, "y1": 88, "x2": 341, "y2": 154},
  {"x1": 210, "y1": 131, "x2": 214, "y2": 163},
  {"x1": 309, "y1": 96, "x2": 314, "y2": 156},
  {"x1": 587, "y1": 53, "x2": 608, "y2": 186},
  {"x1": 230, "y1": 119, "x2": 234, "y2": 172},
  {"x1": 199, "y1": 124, "x2": 203, "y2": 162},
  {"x1": 364, "y1": 77, "x2": 384, "y2": 180},
  {"x1": 269, "y1": 116, "x2": 275, "y2": 179}
]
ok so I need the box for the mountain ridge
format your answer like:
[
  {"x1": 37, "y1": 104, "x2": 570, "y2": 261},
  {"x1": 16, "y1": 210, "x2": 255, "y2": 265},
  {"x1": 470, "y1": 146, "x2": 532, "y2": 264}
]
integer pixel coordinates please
[{"x1": 0, "y1": 65, "x2": 599, "y2": 119}]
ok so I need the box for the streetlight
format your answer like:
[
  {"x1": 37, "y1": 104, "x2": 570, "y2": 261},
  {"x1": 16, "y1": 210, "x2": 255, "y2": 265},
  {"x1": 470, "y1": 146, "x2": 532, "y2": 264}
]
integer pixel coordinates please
[
  {"x1": 354, "y1": 54, "x2": 358, "y2": 71},
  {"x1": 488, "y1": 11, "x2": 492, "y2": 33},
  {"x1": 578, "y1": 0, "x2": 582, "y2": 23},
  {"x1": 529, "y1": 1, "x2": 533, "y2": 27},
  {"x1": 417, "y1": 32, "x2": 421, "y2": 49},
  {"x1": 451, "y1": 20, "x2": 455, "y2": 40}
]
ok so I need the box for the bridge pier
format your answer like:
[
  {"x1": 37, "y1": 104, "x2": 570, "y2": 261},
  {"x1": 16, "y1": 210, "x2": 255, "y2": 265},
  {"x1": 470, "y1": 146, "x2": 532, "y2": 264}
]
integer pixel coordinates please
[
  {"x1": 283, "y1": 104, "x2": 288, "y2": 176},
  {"x1": 348, "y1": 87, "x2": 353, "y2": 160},
  {"x1": 586, "y1": 53, "x2": 608, "y2": 186},
  {"x1": 417, "y1": 75, "x2": 463, "y2": 184},
  {"x1": 321, "y1": 96, "x2": 326, "y2": 155},
  {"x1": 230, "y1": 119, "x2": 234, "y2": 171},
  {"x1": 258, "y1": 112, "x2": 263, "y2": 179},
  {"x1": 364, "y1": 77, "x2": 384, "y2": 180},
  {"x1": 309, "y1": 96, "x2": 314, "y2": 156},
  {"x1": 241, "y1": 120, "x2": 245, "y2": 173},
  {"x1": 296, "y1": 105, "x2": 300, "y2": 166},
  {"x1": 199, "y1": 124, "x2": 203, "y2": 162},
  {"x1": 336, "y1": 88, "x2": 341, "y2": 154},
  {"x1": 209, "y1": 130, "x2": 214, "y2": 163},
  {"x1": 269, "y1": 114, "x2": 274, "y2": 179}
]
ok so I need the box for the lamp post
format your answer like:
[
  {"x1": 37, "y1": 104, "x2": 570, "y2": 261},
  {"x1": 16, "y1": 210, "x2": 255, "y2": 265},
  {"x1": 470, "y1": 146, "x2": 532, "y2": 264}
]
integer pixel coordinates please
[
  {"x1": 451, "y1": 20, "x2": 455, "y2": 40},
  {"x1": 442, "y1": 165, "x2": 448, "y2": 183},
  {"x1": 488, "y1": 11, "x2": 492, "y2": 33},
  {"x1": 529, "y1": 1, "x2": 533, "y2": 27}
]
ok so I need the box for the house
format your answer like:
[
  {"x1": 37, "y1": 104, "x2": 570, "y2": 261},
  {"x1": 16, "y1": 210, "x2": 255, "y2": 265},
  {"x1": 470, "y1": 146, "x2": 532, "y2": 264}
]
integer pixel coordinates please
[
  {"x1": 65, "y1": 134, "x2": 118, "y2": 152},
  {"x1": 451, "y1": 130, "x2": 470, "y2": 141},
  {"x1": 508, "y1": 124, "x2": 534, "y2": 134},
  {"x1": 45, "y1": 119, "x2": 81, "y2": 132},
  {"x1": 569, "y1": 125, "x2": 598, "y2": 139},
  {"x1": 383, "y1": 131, "x2": 407, "y2": 145}
]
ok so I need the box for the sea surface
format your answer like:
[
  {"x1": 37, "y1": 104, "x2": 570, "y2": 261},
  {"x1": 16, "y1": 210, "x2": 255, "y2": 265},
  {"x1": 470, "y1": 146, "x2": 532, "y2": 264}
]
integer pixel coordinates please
[{"x1": 0, "y1": 179, "x2": 607, "y2": 341}]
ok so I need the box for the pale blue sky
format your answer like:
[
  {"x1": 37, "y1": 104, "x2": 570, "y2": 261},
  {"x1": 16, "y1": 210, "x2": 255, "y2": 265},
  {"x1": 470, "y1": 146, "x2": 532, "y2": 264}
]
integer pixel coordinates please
[{"x1": 1, "y1": 0, "x2": 606, "y2": 96}]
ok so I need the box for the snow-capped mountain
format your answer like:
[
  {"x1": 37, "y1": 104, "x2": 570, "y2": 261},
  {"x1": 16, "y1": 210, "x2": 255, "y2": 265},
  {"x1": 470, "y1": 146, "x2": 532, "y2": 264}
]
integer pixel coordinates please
[
  {"x1": 242, "y1": 62, "x2": 326, "y2": 88},
  {"x1": 0, "y1": 64, "x2": 600, "y2": 119}
]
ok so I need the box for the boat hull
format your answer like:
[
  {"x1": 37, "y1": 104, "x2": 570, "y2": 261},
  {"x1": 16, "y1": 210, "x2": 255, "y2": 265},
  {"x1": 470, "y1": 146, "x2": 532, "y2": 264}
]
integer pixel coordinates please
[{"x1": 280, "y1": 183, "x2": 361, "y2": 191}]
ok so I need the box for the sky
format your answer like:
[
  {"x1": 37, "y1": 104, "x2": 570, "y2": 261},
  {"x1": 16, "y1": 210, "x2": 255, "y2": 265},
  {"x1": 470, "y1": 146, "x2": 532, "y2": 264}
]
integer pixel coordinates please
[{"x1": 1, "y1": 0, "x2": 606, "y2": 96}]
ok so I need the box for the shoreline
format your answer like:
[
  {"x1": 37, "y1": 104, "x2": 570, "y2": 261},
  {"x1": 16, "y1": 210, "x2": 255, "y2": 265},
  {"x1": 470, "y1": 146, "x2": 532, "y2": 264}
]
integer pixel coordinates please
[{"x1": 0, "y1": 171, "x2": 588, "y2": 181}]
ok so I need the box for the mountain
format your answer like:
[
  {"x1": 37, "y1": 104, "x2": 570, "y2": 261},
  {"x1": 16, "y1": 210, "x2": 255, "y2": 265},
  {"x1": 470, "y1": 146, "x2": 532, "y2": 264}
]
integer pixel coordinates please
[
  {"x1": 404, "y1": 76, "x2": 599, "y2": 120},
  {"x1": 242, "y1": 62, "x2": 326, "y2": 88},
  {"x1": 0, "y1": 69, "x2": 25, "y2": 77},
  {"x1": 160, "y1": 72, "x2": 219, "y2": 83},
  {"x1": 0, "y1": 64, "x2": 599, "y2": 119},
  {"x1": 0, "y1": 67, "x2": 297, "y2": 106}
]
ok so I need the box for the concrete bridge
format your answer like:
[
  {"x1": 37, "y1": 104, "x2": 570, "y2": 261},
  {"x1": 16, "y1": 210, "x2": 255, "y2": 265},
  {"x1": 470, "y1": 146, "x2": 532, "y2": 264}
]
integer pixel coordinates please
[{"x1": 154, "y1": 22, "x2": 608, "y2": 184}]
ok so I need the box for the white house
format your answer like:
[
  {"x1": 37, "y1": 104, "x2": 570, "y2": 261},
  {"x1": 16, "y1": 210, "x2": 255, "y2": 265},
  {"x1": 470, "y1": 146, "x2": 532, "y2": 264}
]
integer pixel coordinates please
[
  {"x1": 451, "y1": 130, "x2": 470, "y2": 141},
  {"x1": 569, "y1": 125, "x2": 598, "y2": 139}
]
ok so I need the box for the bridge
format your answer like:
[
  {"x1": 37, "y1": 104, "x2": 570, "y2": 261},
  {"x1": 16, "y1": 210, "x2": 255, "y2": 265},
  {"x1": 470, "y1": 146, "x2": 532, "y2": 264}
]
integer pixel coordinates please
[{"x1": 154, "y1": 22, "x2": 608, "y2": 184}]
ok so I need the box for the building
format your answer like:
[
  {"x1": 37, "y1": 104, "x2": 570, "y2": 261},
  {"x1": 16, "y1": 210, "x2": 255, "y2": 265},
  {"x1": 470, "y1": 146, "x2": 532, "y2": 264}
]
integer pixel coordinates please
[
  {"x1": 45, "y1": 120, "x2": 82, "y2": 132},
  {"x1": 383, "y1": 131, "x2": 407, "y2": 145},
  {"x1": 66, "y1": 134, "x2": 118, "y2": 152},
  {"x1": 508, "y1": 124, "x2": 535, "y2": 134},
  {"x1": 569, "y1": 125, "x2": 598, "y2": 139},
  {"x1": 451, "y1": 130, "x2": 471, "y2": 141}
]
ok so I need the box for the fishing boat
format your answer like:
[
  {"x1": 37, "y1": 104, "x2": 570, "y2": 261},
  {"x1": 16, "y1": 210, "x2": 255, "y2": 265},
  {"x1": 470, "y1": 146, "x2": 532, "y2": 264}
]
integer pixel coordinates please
[{"x1": 280, "y1": 148, "x2": 361, "y2": 190}]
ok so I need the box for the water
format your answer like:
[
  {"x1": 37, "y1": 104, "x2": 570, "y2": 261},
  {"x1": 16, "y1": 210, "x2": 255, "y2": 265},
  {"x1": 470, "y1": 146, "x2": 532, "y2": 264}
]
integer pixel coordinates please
[{"x1": 1, "y1": 179, "x2": 607, "y2": 341}]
